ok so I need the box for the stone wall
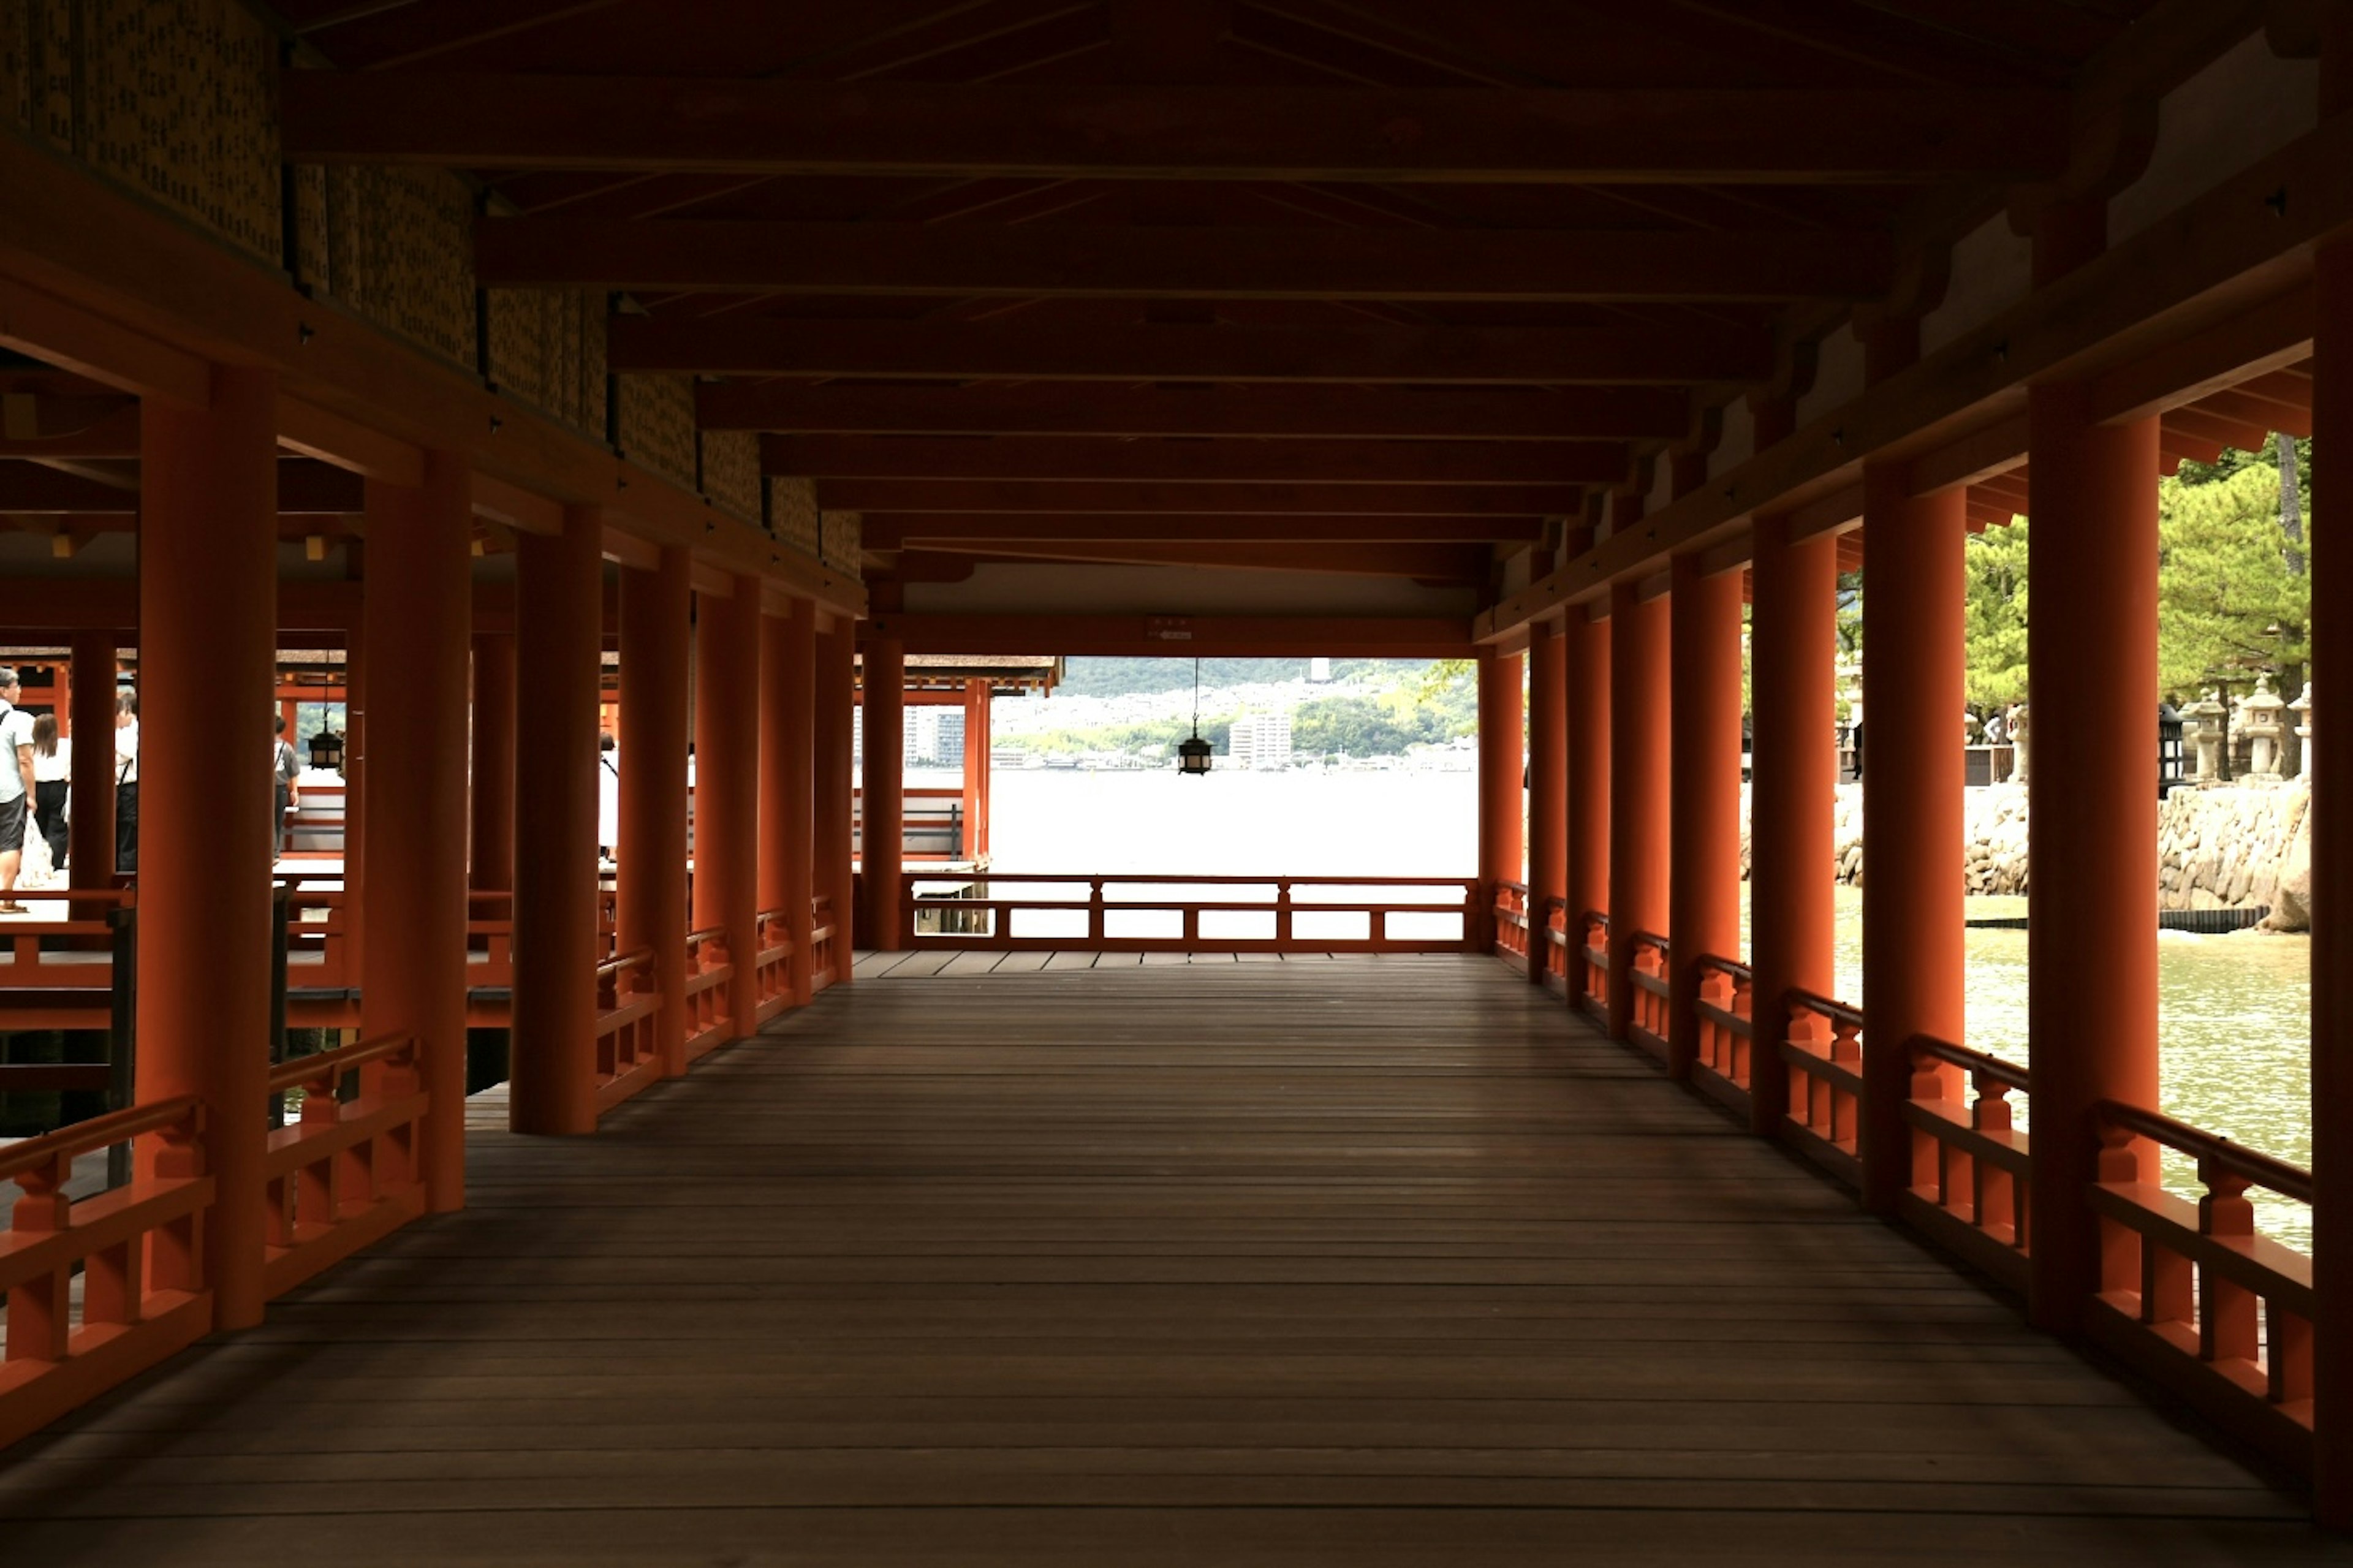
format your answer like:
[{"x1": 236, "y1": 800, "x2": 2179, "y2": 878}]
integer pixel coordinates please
[{"x1": 1737, "y1": 781, "x2": 2312, "y2": 930}]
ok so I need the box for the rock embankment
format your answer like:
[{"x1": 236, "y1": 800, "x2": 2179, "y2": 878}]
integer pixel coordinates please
[{"x1": 1736, "y1": 782, "x2": 2311, "y2": 931}]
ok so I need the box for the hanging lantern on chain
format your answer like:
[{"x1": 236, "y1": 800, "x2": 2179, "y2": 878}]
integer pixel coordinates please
[
  {"x1": 308, "y1": 662, "x2": 346, "y2": 772},
  {"x1": 1177, "y1": 656, "x2": 1213, "y2": 776}
]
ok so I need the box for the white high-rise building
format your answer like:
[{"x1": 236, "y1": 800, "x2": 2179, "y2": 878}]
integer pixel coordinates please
[{"x1": 1227, "y1": 710, "x2": 1294, "y2": 771}]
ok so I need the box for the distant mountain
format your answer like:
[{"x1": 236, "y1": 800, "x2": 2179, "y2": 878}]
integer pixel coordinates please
[{"x1": 1053, "y1": 656, "x2": 1432, "y2": 698}]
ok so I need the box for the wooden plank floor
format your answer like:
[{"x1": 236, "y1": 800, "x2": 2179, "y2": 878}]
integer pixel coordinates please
[{"x1": 4, "y1": 958, "x2": 2348, "y2": 1565}]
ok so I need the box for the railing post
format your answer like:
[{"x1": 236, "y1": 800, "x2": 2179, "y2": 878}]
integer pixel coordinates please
[
  {"x1": 1276, "y1": 880, "x2": 1294, "y2": 947},
  {"x1": 1088, "y1": 879, "x2": 1107, "y2": 945}
]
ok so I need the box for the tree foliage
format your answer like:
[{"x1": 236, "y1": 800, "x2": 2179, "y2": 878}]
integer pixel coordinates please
[
  {"x1": 1963, "y1": 520, "x2": 2031, "y2": 707},
  {"x1": 2156, "y1": 459, "x2": 2309, "y2": 699}
]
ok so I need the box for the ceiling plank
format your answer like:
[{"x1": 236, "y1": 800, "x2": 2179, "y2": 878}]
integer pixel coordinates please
[
  {"x1": 607, "y1": 313, "x2": 1770, "y2": 383},
  {"x1": 821, "y1": 479, "x2": 1581, "y2": 513},
  {"x1": 865, "y1": 512, "x2": 1542, "y2": 543},
  {"x1": 479, "y1": 218, "x2": 1895, "y2": 302},
  {"x1": 703, "y1": 381, "x2": 1691, "y2": 438},
  {"x1": 283, "y1": 73, "x2": 2068, "y2": 183},
  {"x1": 762, "y1": 433, "x2": 1627, "y2": 482}
]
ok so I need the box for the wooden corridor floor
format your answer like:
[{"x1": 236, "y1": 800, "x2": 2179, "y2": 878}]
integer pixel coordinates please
[{"x1": 2, "y1": 959, "x2": 2349, "y2": 1565}]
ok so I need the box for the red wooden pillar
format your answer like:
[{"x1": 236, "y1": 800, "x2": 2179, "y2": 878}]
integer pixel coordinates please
[
  {"x1": 695, "y1": 577, "x2": 763, "y2": 1042},
  {"x1": 817, "y1": 618, "x2": 857, "y2": 982},
  {"x1": 619, "y1": 548, "x2": 691, "y2": 1076},
  {"x1": 67, "y1": 632, "x2": 115, "y2": 887},
  {"x1": 2314, "y1": 29, "x2": 2353, "y2": 1517},
  {"x1": 1667, "y1": 554, "x2": 1743, "y2": 1081},
  {"x1": 1526, "y1": 623, "x2": 1567, "y2": 985},
  {"x1": 1476, "y1": 647, "x2": 1525, "y2": 949},
  {"x1": 767, "y1": 597, "x2": 817, "y2": 1005},
  {"x1": 360, "y1": 455, "x2": 473, "y2": 1211},
  {"x1": 509, "y1": 507, "x2": 603, "y2": 1137},
  {"x1": 137, "y1": 366, "x2": 276, "y2": 1328},
  {"x1": 2024, "y1": 386, "x2": 2161, "y2": 1328},
  {"x1": 862, "y1": 635, "x2": 907, "y2": 950},
  {"x1": 1606, "y1": 581, "x2": 1669, "y2": 1040},
  {"x1": 1748, "y1": 513, "x2": 1837, "y2": 1138},
  {"x1": 1565, "y1": 607, "x2": 1610, "y2": 998},
  {"x1": 469, "y1": 632, "x2": 516, "y2": 894},
  {"x1": 1859, "y1": 472, "x2": 1969, "y2": 1210},
  {"x1": 961, "y1": 679, "x2": 987, "y2": 863},
  {"x1": 976, "y1": 684, "x2": 994, "y2": 860}
]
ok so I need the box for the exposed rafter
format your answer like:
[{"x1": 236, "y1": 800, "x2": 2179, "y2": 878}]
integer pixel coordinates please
[
  {"x1": 818, "y1": 480, "x2": 1583, "y2": 515},
  {"x1": 761, "y1": 435, "x2": 1629, "y2": 484}
]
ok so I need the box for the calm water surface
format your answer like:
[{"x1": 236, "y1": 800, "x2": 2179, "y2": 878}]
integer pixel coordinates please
[{"x1": 963, "y1": 768, "x2": 2316, "y2": 1249}]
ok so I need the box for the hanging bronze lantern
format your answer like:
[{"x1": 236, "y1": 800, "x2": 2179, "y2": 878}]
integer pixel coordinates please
[{"x1": 1177, "y1": 657, "x2": 1211, "y2": 776}]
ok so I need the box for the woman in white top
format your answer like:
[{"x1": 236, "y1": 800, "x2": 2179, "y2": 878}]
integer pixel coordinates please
[{"x1": 30, "y1": 713, "x2": 69, "y2": 873}]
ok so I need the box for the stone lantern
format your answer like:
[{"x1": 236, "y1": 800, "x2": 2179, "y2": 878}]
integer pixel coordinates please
[
  {"x1": 2008, "y1": 703, "x2": 2030, "y2": 786},
  {"x1": 2187, "y1": 692, "x2": 2227, "y2": 783},
  {"x1": 2243, "y1": 675, "x2": 2287, "y2": 778},
  {"x1": 2291, "y1": 680, "x2": 2313, "y2": 782}
]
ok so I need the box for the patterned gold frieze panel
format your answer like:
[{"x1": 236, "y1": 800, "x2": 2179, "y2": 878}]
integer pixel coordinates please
[
  {"x1": 820, "y1": 510, "x2": 862, "y2": 573},
  {"x1": 616, "y1": 374, "x2": 697, "y2": 488},
  {"x1": 1, "y1": 1, "x2": 28, "y2": 134},
  {"x1": 324, "y1": 164, "x2": 476, "y2": 368},
  {"x1": 769, "y1": 477, "x2": 819, "y2": 559},
  {"x1": 487, "y1": 288, "x2": 606, "y2": 438},
  {"x1": 700, "y1": 430, "x2": 760, "y2": 523}
]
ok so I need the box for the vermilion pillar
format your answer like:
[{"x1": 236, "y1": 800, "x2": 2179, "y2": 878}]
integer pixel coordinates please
[
  {"x1": 862, "y1": 635, "x2": 907, "y2": 950},
  {"x1": 2025, "y1": 387, "x2": 2161, "y2": 1329},
  {"x1": 360, "y1": 456, "x2": 473, "y2": 1211},
  {"x1": 1564, "y1": 607, "x2": 1610, "y2": 999},
  {"x1": 2313, "y1": 30, "x2": 2353, "y2": 1513},
  {"x1": 962, "y1": 679, "x2": 988, "y2": 863},
  {"x1": 509, "y1": 507, "x2": 603, "y2": 1137},
  {"x1": 619, "y1": 548, "x2": 691, "y2": 1076},
  {"x1": 67, "y1": 632, "x2": 115, "y2": 888},
  {"x1": 469, "y1": 633, "x2": 516, "y2": 893},
  {"x1": 695, "y1": 577, "x2": 763, "y2": 1041},
  {"x1": 976, "y1": 684, "x2": 994, "y2": 860},
  {"x1": 137, "y1": 367, "x2": 276, "y2": 1328},
  {"x1": 1860, "y1": 471, "x2": 1969, "y2": 1210},
  {"x1": 1526, "y1": 624, "x2": 1567, "y2": 985},
  {"x1": 767, "y1": 597, "x2": 817, "y2": 1005},
  {"x1": 1748, "y1": 513, "x2": 1838, "y2": 1137},
  {"x1": 1667, "y1": 554, "x2": 1743, "y2": 1081},
  {"x1": 1476, "y1": 647, "x2": 1525, "y2": 950},
  {"x1": 817, "y1": 619, "x2": 857, "y2": 983},
  {"x1": 1606, "y1": 582, "x2": 1669, "y2": 1041}
]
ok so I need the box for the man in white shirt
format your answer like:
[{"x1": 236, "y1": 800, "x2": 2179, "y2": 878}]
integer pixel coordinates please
[{"x1": 0, "y1": 667, "x2": 37, "y2": 912}]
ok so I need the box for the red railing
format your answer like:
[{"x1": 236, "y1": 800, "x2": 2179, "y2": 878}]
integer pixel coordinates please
[
  {"x1": 1781, "y1": 990, "x2": 1865, "y2": 1187},
  {"x1": 852, "y1": 786, "x2": 970, "y2": 863},
  {"x1": 0, "y1": 1096, "x2": 213, "y2": 1452},
  {"x1": 1491, "y1": 880, "x2": 1531, "y2": 966},
  {"x1": 809, "y1": 893, "x2": 840, "y2": 992},
  {"x1": 680, "y1": 928, "x2": 736, "y2": 1063},
  {"x1": 752, "y1": 908, "x2": 795, "y2": 1025},
  {"x1": 593, "y1": 947, "x2": 663, "y2": 1112},
  {"x1": 2084, "y1": 1101, "x2": 2314, "y2": 1474},
  {"x1": 1898, "y1": 1035, "x2": 2031, "y2": 1292},
  {"x1": 1691, "y1": 955, "x2": 1754, "y2": 1110},
  {"x1": 1576, "y1": 912, "x2": 1610, "y2": 1023},
  {"x1": 898, "y1": 873, "x2": 1481, "y2": 953},
  {"x1": 1624, "y1": 932, "x2": 1670, "y2": 1061},
  {"x1": 0, "y1": 888, "x2": 135, "y2": 1034},
  {"x1": 261, "y1": 1031, "x2": 429, "y2": 1300},
  {"x1": 1537, "y1": 898, "x2": 1570, "y2": 990}
]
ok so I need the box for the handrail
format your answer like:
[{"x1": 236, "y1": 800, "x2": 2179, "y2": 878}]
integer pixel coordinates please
[
  {"x1": 685, "y1": 925, "x2": 727, "y2": 949},
  {"x1": 2098, "y1": 1100, "x2": 2314, "y2": 1206},
  {"x1": 907, "y1": 872, "x2": 1479, "y2": 887},
  {"x1": 264, "y1": 1031, "x2": 415, "y2": 1097},
  {"x1": 1696, "y1": 953, "x2": 1752, "y2": 983},
  {"x1": 1788, "y1": 985, "x2": 1865, "y2": 1034},
  {"x1": 1582, "y1": 910, "x2": 1610, "y2": 936},
  {"x1": 597, "y1": 945, "x2": 656, "y2": 982},
  {"x1": 0, "y1": 1095, "x2": 200, "y2": 1184},
  {"x1": 1912, "y1": 1036, "x2": 2029, "y2": 1094}
]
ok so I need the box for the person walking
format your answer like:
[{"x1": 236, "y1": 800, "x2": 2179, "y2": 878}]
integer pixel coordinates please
[
  {"x1": 114, "y1": 689, "x2": 138, "y2": 874},
  {"x1": 31, "y1": 712, "x2": 70, "y2": 872},
  {"x1": 0, "y1": 668, "x2": 36, "y2": 912},
  {"x1": 274, "y1": 714, "x2": 303, "y2": 857}
]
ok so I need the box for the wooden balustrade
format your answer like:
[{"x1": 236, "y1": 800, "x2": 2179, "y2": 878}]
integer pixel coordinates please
[
  {"x1": 1624, "y1": 932, "x2": 1671, "y2": 1061},
  {"x1": 260, "y1": 1032, "x2": 430, "y2": 1299},
  {"x1": 2083, "y1": 1100, "x2": 2315, "y2": 1474},
  {"x1": 0, "y1": 890, "x2": 136, "y2": 1035},
  {"x1": 1897, "y1": 1035, "x2": 2031, "y2": 1292},
  {"x1": 0, "y1": 1096, "x2": 214, "y2": 1451},
  {"x1": 752, "y1": 909, "x2": 795, "y2": 1025},
  {"x1": 898, "y1": 873, "x2": 1481, "y2": 954},
  {"x1": 1537, "y1": 897, "x2": 1571, "y2": 991},
  {"x1": 809, "y1": 893, "x2": 839, "y2": 993},
  {"x1": 593, "y1": 947, "x2": 664, "y2": 1112},
  {"x1": 1781, "y1": 990, "x2": 1865, "y2": 1187},
  {"x1": 681, "y1": 927, "x2": 737, "y2": 1063},
  {"x1": 1690, "y1": 955, "x2": 1754, "y2": 1113},
  {"x1": 1576, "y1": 911, "x2": 1610, "y2": 1023},
  {"x1": 1491, "y1": 879, "x2": 1531, "y2": 966}
]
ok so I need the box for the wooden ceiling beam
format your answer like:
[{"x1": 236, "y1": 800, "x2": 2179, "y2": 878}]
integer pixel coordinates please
[
  {"x1": 762, "y1": 434, "x2": 1628, "y2": 484},
  {"x1": 862, "y1": 513, "x2": 1544, "y2": 545},
  {"x1": 606, "y1": 314, "x2": 1771, "y2": 384},
  {"x1": 283, "y1": 74, "x2": 2067, "y2": 183},
  {"x1": 703, "y1": 382, "x2": 1692, "y2": 439},
  {"x1": 920, "y1": 539, "x2": 1493, "y2": 580},
  {"x1": 822, "y1": 479, "x2": 1582, "y2": 515},
  {"x1": 873, "y1": 612, "x2": 1476, "y2": 658},
  {"x1": 479, "y1": 219, "x2": 1895, "y2": 302}
]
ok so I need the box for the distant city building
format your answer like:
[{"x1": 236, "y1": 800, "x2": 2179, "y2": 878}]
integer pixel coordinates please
[
  {"x1": 1227, "y1": 710, "x2": 1295, "y2": 771},
  {"x1": 857, "y1": 705, "x2": 964, "y2": 767},
  {"x1": 1309, "y1": 657, "x2": 1332, "y2": 683}
]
